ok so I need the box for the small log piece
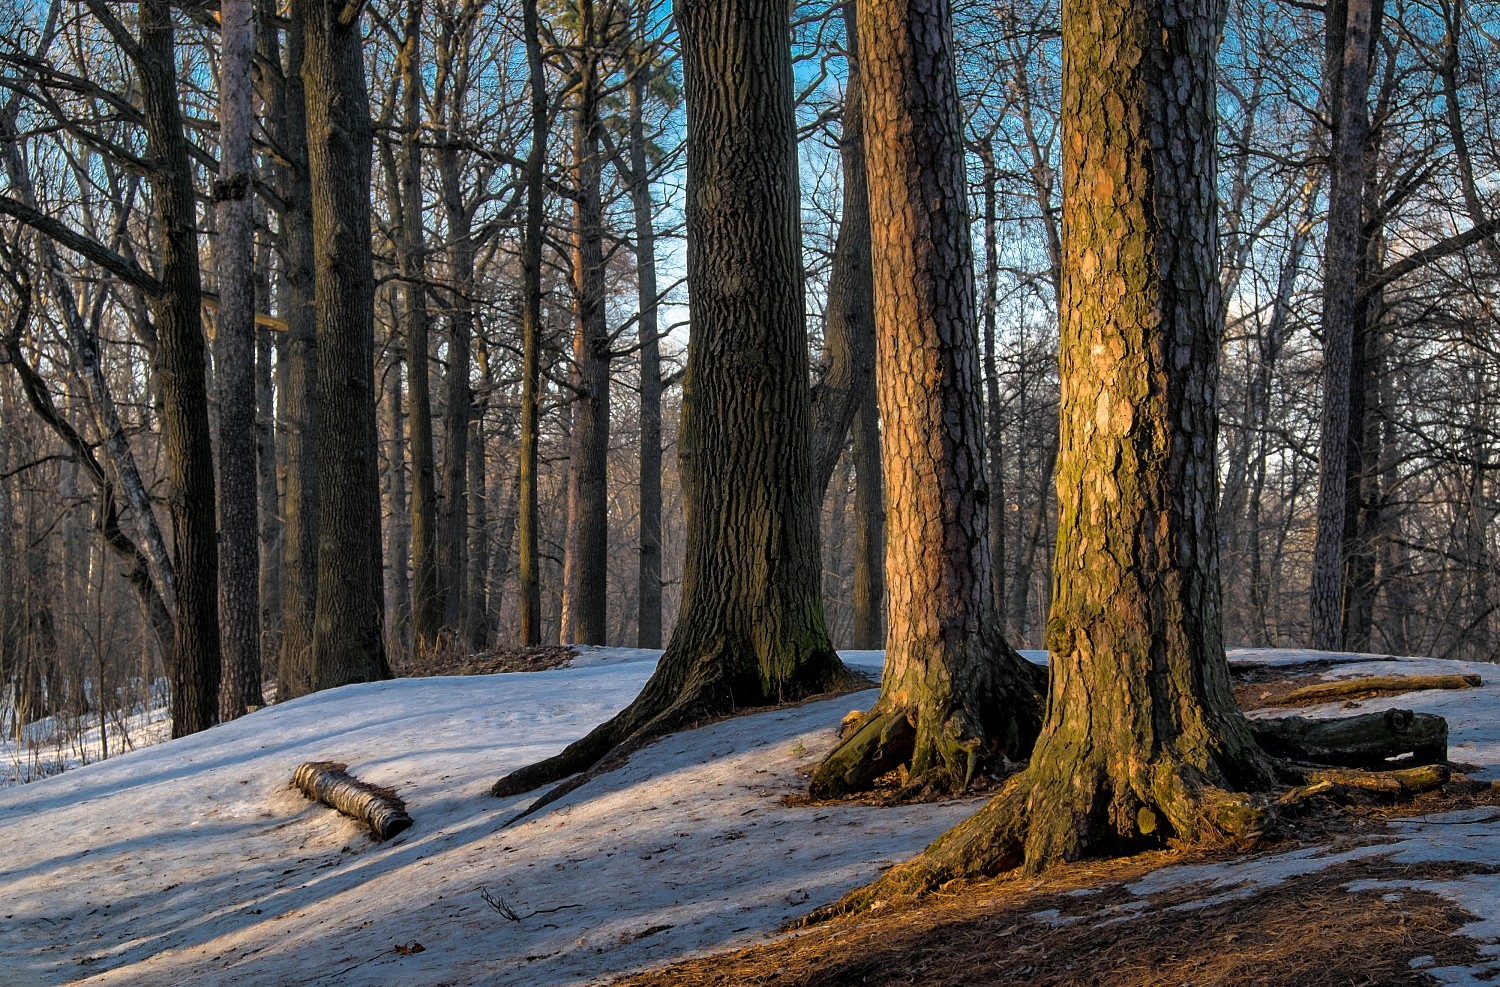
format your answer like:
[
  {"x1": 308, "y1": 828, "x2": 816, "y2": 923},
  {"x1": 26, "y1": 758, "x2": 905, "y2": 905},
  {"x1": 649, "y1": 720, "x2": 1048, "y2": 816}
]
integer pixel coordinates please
[
  {"x1": 292, "y1": 761, "x2": 413, "y2": 840},
  {"x1": 1282, "y1": 673, "x2": 1481, "y2": 705},
  {"x1": 1251, "y1": 708, "x2": 1448, "y2": 767}
]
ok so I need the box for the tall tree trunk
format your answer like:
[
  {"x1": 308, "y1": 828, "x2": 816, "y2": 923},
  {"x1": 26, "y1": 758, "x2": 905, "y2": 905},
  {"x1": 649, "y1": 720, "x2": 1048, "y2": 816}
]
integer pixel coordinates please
[
  {"x1": 274, "y1": 7, "x2": 319, "y2": 701},
  {"x1": 256, "y1": 248, "x2": 282, "y2": 668},
  {"x1": 216, "y1": 0, "x2": 262, "y2": 720},
  {"x1": 808, "y1": 0, "x2": 877, "y2": 501},
  {"x1": 560, "y1": 0, "x2": 609, "y2": 646},
  {"x1": 809, "y1": 0, "x2": 1043, "y2": 800},
  {"x1": 492, "y1": 0, "x2": 848, "y2": 807},
  {"x1": 138, "y1": 0, "x2": 222, "y2": 736},
  {"x1": 438, "y1": 124, "x2": 475, "y2": 645},
  {"x1": 395, "y1": 0, "x2": 442, "y2": 656},
  {"x1": 1310, "y1": 0, "x2": 1376, "y2": 651},
  {"x1": 517, "y1": 0, "x2": 547, "y2": 647},
  {"x1": 466, "y1": 409, "x2": 488, "y2": 650},
  {"x1": 302, "y1": 0, "x2": 387, "y2": 689},
  {"x1": 852, "y1": 0, "x2": 1272, "y2": 897},
  {"x1": 385, "y1": 355, "x2": 412, "y2": 656},
  {"x1": 979, "y1": 143, "x2": 1006, "y2": 634},
  {"x1": 629, "y1": 17, "x2": 664, "y2": 650}
]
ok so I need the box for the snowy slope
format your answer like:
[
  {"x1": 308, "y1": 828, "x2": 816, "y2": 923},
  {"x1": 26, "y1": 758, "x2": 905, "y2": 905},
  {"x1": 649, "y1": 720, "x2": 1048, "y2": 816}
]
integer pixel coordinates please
[{"x1": 4, "y1": 647, "x2": 1500, "y2": 985}]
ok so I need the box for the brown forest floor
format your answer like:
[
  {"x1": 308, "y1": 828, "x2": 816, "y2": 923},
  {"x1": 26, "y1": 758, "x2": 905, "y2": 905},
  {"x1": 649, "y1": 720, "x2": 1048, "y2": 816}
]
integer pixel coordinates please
[{"x1": 616, "y1": 664, "x2": 1499, "y2": 987}]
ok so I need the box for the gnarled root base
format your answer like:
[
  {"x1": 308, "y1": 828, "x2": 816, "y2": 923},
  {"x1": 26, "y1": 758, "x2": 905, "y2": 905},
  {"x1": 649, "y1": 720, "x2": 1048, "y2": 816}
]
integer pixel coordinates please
[
  {"x1": 491, "y1": 641, "x2": 853, "y2": 825},
  {"x1": 808, "y1": 643, "x2": 1045, "y2": 800},
  {"x1": 805, "y1": 755, "x2": 1269, "y2": 923}
]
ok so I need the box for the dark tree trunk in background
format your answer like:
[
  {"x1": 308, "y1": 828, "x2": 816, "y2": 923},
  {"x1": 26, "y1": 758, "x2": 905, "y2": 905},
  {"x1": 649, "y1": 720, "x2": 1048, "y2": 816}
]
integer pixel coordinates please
[
  {"x1": 810, "y1": 0, "x2": 1043, "y2": 800},
  {"x1": 396, "y1": 0, "x2": 443, "y2": 656},
  {"x1": 492, "y1": 0, "x2": 848, "y2": 806},
  {"x1": 848, "y1": 0, "x2": 1272, "y2": 898},
  {"x1": 215, "y1": 0, "x2": 262, "y2": 720},
  {"x1": 302, "y1": 0, "x2": 387, "y2": 690},
  {"x1": 439, "y1": 131, "x2": 476, "y2": 649},
  {"x1": 517, "y1": 0, "x2": 547, "y2": 647},
  {"x1": 1310, "y1": 0, "x2": 1377, "y2": 651},
  {"x1": 561, "y1": 0, "x2": 610, "y2": 646},
  {"x1": 629, "y1": 14, "x2": 664, "y2": 650},
  {"x1": 808, "y1": 1, "x2": 877, "y2": 503},
  {"x1": 138, "y1": 0, "x2": 222, "y2": 735},
  {"x1": 850, "y1": 383, "x2": 884, "y2": 650},
  {"x1": 274, "y1": 8, "x2": 320, "y2": 701}
]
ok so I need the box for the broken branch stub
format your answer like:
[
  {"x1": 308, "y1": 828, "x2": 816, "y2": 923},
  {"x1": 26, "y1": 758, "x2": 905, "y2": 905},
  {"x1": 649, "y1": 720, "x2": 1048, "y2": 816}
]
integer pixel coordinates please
[{"x1": 292, "y1": 761, "x2": 413, "y2": 840}]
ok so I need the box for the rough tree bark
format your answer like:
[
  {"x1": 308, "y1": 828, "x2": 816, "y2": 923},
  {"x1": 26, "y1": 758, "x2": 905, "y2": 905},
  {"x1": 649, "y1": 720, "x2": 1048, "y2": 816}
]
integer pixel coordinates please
[
  {"x1": 808, "y1": 0, "x2": 1044, "y2": 800},
  {"x1": 491, "y1": 0, "x2": 849, "y2": 811},
  {"x1": 302, "y1": 0, "x2": 387, "y2": 689},
  {"x1": 837, "y1": 0, "x2": 1274, "y2": 895},
  {"x1": 215, "y1": 0, "x2": 262, "y2": 720},
  {"x1": 273, "y1": 7, "x2": 320, "y2": 701},
  {"x1": 140, "y1": 0, "x2": 223, "y2": 735}
]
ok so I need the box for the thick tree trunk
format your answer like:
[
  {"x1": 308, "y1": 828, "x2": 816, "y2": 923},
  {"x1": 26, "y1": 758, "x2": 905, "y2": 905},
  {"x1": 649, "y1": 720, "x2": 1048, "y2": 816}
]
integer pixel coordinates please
[
  {"x1": 438, "y1": 141, "x2": 475, "y2": 646},
  {"x1": 492, "y1": 0, "x2": 849, "y2": 812},
  {"x1": 1310, "y1": 0, "x2": 1377, "y2": 651},
  {"x1": 302, "y1": 0, "x2": 387, "y2": 690},
  {"x1": 843, "y1": 0, "x2": 1273, "y2": 898},
  {"x1": 216, "y1": 0, "x2": 262, "y2": 720},
  {"x1": 517, "y1": 0, "x2": 547, "y2": 648},
  {"x1": 141, "y1": 0, "x2": 222, "y2": 736},
  {"x1": 560, "y1": 0, "x2": 609, "y2": 647},
  {"x1": 809, "y1": 0, "x2": 1043, "y2": 800},
  {"x1": 275, "y1": 10, "x2": 320, "y2": 701}
]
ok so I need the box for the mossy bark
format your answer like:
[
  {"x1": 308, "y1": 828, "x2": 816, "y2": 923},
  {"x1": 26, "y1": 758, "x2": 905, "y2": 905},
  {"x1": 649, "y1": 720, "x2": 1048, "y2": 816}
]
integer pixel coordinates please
[
  {"x1": 809, "y1": 0, "x2": 1043, "y2": 801},
  {"x1": 829, "y1": 0, "x2": 1270, "y2": 895},
  {"x1": 492, "y1": 0, "x2": 848, "y2": 810}
]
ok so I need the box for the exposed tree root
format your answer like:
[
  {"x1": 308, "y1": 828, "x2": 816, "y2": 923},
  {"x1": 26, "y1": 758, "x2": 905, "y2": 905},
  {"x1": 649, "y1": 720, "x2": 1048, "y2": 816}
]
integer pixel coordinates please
[
  {"x1": 1280, "y1": 673, "x2": 1481, "y2": 705},
  {"x1": 808, "y1": 638, "x2": 1045, "y2": 800},
  {"x1": 491, "y1": 640, "x2": 853, "y2": 825}
]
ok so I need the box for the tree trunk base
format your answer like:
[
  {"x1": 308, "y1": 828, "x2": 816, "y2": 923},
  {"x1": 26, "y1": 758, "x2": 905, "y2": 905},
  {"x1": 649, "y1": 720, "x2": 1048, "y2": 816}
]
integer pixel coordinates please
[
  {"x1": 808, "y1": 639, "x2": 1044, "y2": 800},
  {"x1": 292, "y1": 761, "x2": 412, "y2": 840},
  {"x1": 491, "y1": 640, "x2": 852, "y2": 824}
]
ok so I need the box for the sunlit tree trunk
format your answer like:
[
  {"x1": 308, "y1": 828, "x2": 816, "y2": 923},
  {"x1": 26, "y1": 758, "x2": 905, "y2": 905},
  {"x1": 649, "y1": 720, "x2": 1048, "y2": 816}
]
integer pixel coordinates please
[
  {"x1": 809, "y1": 0, "x2": 1043, "y2": 799},
  {"x1": 517, "y1": 0, "x2": 547, "y2": 647}
]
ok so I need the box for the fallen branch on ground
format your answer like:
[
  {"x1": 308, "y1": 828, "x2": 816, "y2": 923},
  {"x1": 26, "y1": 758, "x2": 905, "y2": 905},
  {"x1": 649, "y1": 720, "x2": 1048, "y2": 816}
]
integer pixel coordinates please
[
  {"x1": 1280, "y1": 763, "x2": 1451, "y2": 807},
  {"x1": 1281, "y1": 674, "x2": 1481, "y2": 705},
  {"x1": 292, "y1": 761, "x2": 412, "y2": 840}
]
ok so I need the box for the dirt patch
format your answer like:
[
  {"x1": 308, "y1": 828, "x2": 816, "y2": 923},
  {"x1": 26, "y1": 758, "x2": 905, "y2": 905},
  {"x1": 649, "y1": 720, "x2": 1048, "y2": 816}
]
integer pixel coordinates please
[
  {"x1": 394, "y1": 645, "x2": 580, "y2": 678},
  {"x1": 615, "y1": 783, "x2": 1500, "y2": 987},
  {"x1": 1232, "y1": 661, "x2": 1342, "y2": 710},
  {"x1": 614, "y1": 856, "x2": 1488, "y2": 986}
]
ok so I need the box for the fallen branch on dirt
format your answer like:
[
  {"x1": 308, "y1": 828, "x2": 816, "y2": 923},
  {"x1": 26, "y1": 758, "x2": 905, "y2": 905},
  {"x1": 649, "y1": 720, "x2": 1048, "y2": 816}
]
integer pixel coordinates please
[
  {"x1": 1250, "y1": 708, "x2": 1448, "y2": 767},
  {"x1": 292, "y1": 761, "x2": 412, "y2": 840},
  {"x1": 1281, "y1": 674, "x2": 1481, "y2": 705}
]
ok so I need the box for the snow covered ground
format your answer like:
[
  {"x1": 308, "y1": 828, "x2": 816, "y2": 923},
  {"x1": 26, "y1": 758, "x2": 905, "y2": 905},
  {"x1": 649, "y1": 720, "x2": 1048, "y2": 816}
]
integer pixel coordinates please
[{"x1": 3, "y1": 647, "x2": 1500, "y2": 985}]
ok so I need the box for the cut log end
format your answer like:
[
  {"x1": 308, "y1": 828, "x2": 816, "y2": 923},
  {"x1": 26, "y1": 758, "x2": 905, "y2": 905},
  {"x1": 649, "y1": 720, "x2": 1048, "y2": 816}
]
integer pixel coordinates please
[{"x1": 292, "y1": 761, "x2": 413, "y2": 841}]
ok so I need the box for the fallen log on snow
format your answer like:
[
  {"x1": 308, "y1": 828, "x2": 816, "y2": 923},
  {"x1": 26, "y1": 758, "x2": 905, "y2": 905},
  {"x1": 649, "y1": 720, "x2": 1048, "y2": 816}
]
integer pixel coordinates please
[
  {"x1": 1281, "y1": 673, "x2": 1481, "y2": 705},
  {"x1": 1250, "y1": 708, "x2": 1448, "y2": 767},
  {"x1": 292, "y1": 761, "x2": 412, "y2": 840},
  {"x1": 1279, "y1": 763, "x2": 1451, "y2": 807}
]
